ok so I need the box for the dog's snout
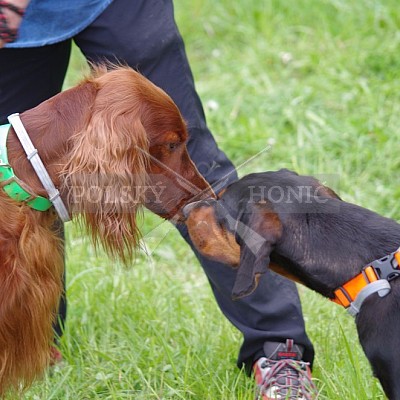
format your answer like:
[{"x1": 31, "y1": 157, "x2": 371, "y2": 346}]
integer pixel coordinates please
[
  {"x1": 182, "y1": 202, "x2": 196, "y2": 218},
  {"x1": 182, "y1": 199, "x2": 216, "y2": 218}
]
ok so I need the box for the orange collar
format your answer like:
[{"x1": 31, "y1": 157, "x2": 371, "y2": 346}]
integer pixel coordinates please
[{"x1": 332, "y1": 249, "x2": 400, "y2": 310}]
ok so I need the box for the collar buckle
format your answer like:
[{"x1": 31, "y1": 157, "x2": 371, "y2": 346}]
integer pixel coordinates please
[{"x1": 369, "y1": 251, "x2": 400, "y2": 282}]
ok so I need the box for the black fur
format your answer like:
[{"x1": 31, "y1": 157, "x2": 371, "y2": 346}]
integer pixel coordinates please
[{"x1": 211, "y1": 169, "x2": 400, "y2": 399}]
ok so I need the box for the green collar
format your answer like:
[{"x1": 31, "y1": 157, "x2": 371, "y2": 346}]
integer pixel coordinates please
[{"x1": 0, "y1": 124, "x2": 52, "y2": 211}]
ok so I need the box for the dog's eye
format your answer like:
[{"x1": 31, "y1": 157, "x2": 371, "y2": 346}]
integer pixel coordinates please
[{"x1": 167, "y1": 142, "x2": 179, "y2": 151}]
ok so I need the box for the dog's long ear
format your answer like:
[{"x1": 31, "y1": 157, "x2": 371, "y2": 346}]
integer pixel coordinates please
[
  {"x1": 61, "y1": 83, "x2": 150, "y2": 262},
  {"x1": 232, "y1": 204, "x2": 282, "y2": 300}
]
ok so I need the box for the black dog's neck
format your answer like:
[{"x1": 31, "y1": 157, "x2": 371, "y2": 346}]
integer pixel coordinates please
[{"x1": 274, "y1": 200, "x2": 400, "y2": 299}]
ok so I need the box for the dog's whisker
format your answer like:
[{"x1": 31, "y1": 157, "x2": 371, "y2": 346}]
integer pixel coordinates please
[
  {"x1": 210, "y1": 144, "x2": 272, "y2": 193},
  {"x1": 135, "y1": 147, "x2": 212, "y2": 196}
]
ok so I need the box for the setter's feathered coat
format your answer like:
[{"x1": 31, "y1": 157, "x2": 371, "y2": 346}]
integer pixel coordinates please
[
  {"x1": 0, "y1": 195, "x2": 63, "y2": 393},
  {"x1": 0, "y1": 66, "x2": 210, "y2": 395}
]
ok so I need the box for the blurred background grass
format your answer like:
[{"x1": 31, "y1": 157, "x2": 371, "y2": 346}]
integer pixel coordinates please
[{"x1": 26, "y1": 0, "x2": 399, "y2": 398}]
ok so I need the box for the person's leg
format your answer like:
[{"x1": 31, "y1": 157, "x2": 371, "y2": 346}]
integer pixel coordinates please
[
  {"x1": 0, "y1": 41, "x2": 71, "y2": 337},
  {"x1": 0, "y1": 41, "x2": 71, "y2": 123},
  {"x1": 74, "y1": 0, "x2": 314, "y2": 370}
]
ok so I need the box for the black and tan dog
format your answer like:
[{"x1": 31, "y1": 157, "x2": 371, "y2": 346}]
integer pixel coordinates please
[{"x1": 183, "y1": 169, "x2": 400, "y2": 399}]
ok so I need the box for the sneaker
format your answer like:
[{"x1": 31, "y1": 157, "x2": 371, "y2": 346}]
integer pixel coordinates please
[
  {"x1": 50, "y1": 346, "x2": 63, "y2": 366},
  {"x1": 254, "y1": 339, "x2": 318, "y2": 400}
]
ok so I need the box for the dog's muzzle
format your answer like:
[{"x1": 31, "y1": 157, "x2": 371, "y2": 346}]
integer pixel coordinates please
[{"x1": 182, "y1": 198, "x2": 217, "y2": 219}]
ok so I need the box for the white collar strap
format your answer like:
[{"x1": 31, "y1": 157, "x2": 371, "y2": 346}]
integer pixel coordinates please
[{"x1": 7, "y1": 113, "x2": 71, "y2": 222}]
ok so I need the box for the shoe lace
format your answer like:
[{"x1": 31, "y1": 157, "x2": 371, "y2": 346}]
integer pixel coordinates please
[{"x1": 257, "y1": 358, "x2": 317, "y2": 400}]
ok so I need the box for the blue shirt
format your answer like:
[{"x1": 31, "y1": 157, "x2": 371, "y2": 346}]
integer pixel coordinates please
[{"x1": 5, "y1": 0, "x2": 113, "y2": 48}]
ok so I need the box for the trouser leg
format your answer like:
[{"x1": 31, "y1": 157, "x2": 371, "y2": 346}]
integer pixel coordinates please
[
  {"x1": 75, "y1": 0, "x2": 314, "y2": 370},
  {"x1": 0, "y1": 41, "x2": 71, "y2": 123}
]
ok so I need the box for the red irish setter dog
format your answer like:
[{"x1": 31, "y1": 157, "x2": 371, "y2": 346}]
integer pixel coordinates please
[{"x1": 0, "y1": 66, "x2": 212, "y2": 395}]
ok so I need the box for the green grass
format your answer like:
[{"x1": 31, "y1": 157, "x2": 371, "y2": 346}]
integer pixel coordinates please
[{"x1": 25, "y1": 0, "x2": 400, "y2": 398}]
